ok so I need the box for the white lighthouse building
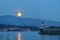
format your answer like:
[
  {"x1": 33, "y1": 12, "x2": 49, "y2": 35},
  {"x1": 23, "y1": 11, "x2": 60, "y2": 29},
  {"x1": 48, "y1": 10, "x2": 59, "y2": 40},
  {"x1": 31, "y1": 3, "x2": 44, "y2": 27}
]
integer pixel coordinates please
[{"x1": 40, "y1": 21, "x2": 45, "y2": 29}]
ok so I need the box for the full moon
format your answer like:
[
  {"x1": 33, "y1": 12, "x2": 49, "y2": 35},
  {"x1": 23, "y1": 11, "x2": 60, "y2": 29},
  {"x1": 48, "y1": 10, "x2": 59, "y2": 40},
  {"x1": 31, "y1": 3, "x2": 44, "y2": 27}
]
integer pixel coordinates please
[{"x1": 17, "y1": 12, "x2": 22, "y2": 17}]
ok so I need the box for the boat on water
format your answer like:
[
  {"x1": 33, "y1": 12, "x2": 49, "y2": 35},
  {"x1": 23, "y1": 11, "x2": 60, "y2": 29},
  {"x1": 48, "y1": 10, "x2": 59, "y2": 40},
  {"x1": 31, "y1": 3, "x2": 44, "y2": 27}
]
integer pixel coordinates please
[{"x1": 39, "y1": 21, "x2": 60, "y2": 35}]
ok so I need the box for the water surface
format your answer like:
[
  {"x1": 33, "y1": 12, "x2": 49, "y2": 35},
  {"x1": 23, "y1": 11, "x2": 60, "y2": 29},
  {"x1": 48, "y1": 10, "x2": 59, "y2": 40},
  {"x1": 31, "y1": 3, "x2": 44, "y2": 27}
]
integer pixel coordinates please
[{"x1": 0, "y1": 31, "x2": 60, "y2": 40}]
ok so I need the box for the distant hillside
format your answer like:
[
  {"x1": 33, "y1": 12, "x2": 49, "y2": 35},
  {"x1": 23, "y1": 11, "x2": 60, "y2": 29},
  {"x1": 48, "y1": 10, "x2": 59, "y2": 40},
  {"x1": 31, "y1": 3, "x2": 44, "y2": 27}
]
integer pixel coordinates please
[{"x1": 0, "y1": 15, "x2": 60, "y2": 27}]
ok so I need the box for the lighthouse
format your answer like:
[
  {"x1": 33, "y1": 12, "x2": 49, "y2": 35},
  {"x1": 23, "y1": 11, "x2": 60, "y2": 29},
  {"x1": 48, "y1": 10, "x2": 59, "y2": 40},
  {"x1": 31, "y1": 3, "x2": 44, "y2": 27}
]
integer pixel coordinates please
[
  {"x1": 40, "y1": 21, "x2": 45, "y2": 28},
  {"x1": 40, "y1": 21, "x2": 45, "y2": 32}
]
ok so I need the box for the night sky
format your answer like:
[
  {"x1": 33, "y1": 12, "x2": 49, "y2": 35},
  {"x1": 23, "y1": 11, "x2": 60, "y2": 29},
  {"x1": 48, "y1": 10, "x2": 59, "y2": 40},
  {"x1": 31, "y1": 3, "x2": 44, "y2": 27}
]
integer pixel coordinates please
[{"x1": 0, "y1": 0, "x2": 60, "y2": 22}]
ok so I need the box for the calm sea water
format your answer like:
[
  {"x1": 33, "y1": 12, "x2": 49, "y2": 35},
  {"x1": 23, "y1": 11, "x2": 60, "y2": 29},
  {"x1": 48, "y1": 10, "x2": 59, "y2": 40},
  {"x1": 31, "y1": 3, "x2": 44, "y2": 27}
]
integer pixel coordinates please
[{"x1": 0, "y1": 31, "x2": 60, "y2": 40}]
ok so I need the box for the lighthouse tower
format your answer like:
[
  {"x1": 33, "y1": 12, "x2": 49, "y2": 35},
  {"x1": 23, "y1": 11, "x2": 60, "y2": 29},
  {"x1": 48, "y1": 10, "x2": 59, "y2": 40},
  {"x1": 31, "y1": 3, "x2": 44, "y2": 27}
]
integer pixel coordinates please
[{"x1": 40, "y1": 21, "x2": 45, "y2": 32}]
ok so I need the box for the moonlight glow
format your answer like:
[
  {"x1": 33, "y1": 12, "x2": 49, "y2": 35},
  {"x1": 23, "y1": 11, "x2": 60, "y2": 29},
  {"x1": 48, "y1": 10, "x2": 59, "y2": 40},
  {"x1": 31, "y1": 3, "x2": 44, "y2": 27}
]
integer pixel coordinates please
[{"x1": 17, "y1": 12, "x2": 22, "y2": 17}]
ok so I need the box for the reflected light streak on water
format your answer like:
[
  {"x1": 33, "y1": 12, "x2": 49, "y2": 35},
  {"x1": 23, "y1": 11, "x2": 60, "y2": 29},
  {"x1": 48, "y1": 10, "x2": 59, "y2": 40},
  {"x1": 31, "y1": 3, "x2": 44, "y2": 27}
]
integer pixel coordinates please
[
  {"x1": 4, "y1": 32, "x2": 6, "y2": 40},
  {"x1": 10, "y1": 32, "x2": 12, "y2": 40},
  {"x1": 18, "y1": 32, "x2": 21, "y2": 40}
]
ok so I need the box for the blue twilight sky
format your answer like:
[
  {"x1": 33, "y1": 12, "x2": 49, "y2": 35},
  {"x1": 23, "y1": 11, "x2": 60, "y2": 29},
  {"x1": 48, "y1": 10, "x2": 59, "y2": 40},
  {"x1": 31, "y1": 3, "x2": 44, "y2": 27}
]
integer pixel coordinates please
[{"x1": 0, "y1": 0, "x2": 60, "y2": 22}]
